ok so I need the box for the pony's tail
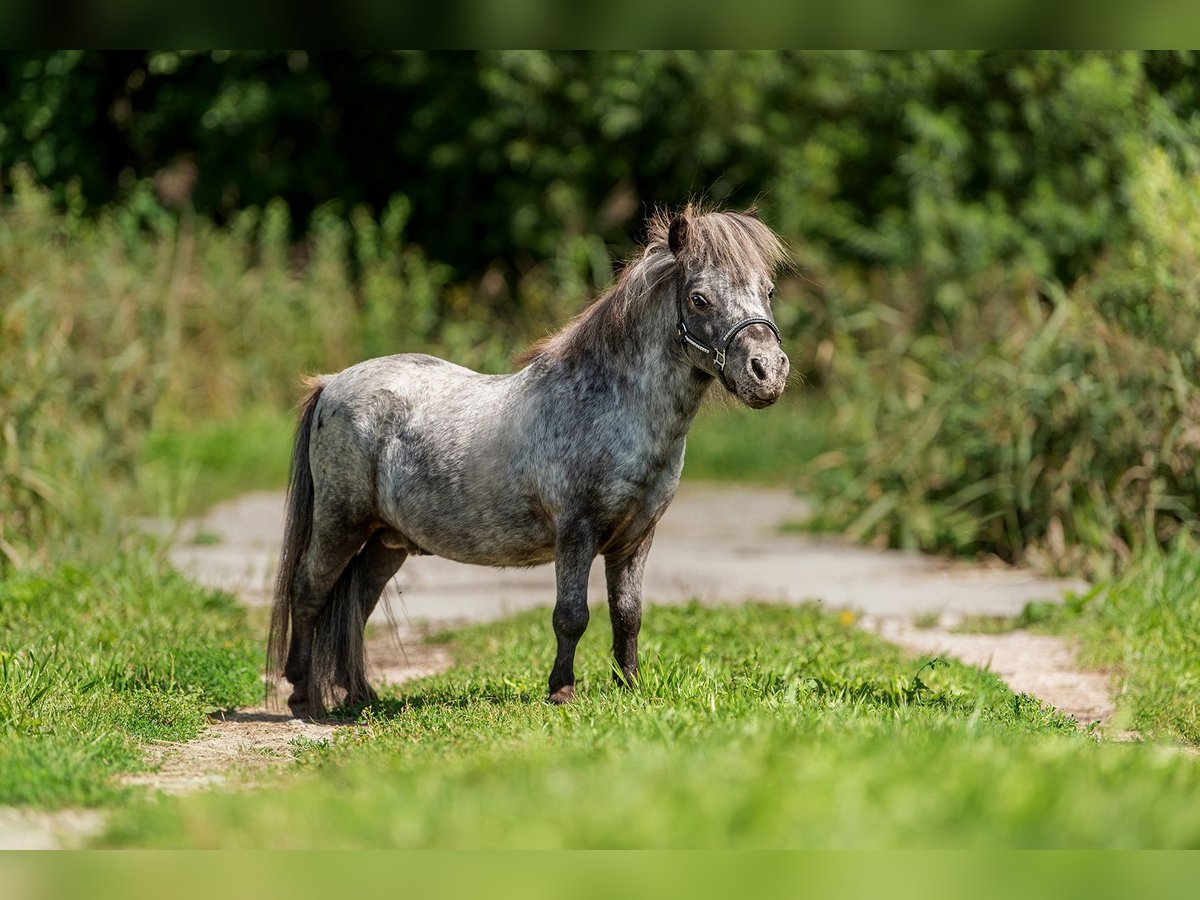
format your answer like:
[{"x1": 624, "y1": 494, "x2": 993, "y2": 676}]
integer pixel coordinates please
[
  {"x1": 267, "y1": 376, "x2": 326, "y2": 701},
  {"x1": 311, "y1": 552, "x2": 374, "y2": 712}
]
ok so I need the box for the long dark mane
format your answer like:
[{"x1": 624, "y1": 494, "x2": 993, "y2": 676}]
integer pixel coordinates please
[{"x1": 515, "y1": 204, "x2": 788, "y2": 367}]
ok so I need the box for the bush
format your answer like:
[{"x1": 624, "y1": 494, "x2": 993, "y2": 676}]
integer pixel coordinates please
[
  {"x1": 7, "y1": 52, "x2": 1200, "y2": 577},
  {"x1": 801, "y1": 149, "x2": 1200, "y2": 577},
  {"x1": 5, "y1": 52, "x2": 1200, "y2": 298},
  {"x1": 0, "y1": 173, "x2": 601, "y2": 565}
]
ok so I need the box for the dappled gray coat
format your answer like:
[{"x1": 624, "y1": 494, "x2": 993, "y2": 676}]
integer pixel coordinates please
[{"x1": 269, "y1": 205, "x2": 790, "y2": 717}]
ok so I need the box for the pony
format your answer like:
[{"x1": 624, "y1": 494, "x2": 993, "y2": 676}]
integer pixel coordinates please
[{"x1": 268, "y1": 204, "x2": 790, "y2": 716}]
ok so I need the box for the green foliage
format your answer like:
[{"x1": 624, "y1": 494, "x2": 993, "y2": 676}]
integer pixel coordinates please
[
  {"x1": 8, "y1": 51, "x2": 1200, "y2": 575},
  {"x1": 139, "y1": 406, "x2": 295, "y2": 517},
  {"x1": 99, "y1": 602, "x2": 1200, "y2": 849},
  {"x1": 679, "y1": 395, "x2": 833, "y2": 485},
  {"x1": 0, "y1": 173, "x2": 167, "y2": 566},
  {"x1": 1066, "y1": 541, "x2": 1200, "y2": 743},
  {"x1": 800, "y1": 148, "x2": 1200, "y2": 576},
  {"x1": 0, "y1": 553, "x2": 261, "y2": 807},
  {"x1": 4, "y1": 52, "x2": 1200, "y2": 292},
  {"x1": 0, "y1": 179, "x2": 523, "y2": 564}
]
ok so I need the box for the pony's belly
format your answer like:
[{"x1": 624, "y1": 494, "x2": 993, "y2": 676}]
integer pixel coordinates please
[
  {"x1": 431, "y1": 540, "x2": 557, "y2": 568},
  {"x1": 383, "y1": 511, "x2": 557, "y2": 568}
]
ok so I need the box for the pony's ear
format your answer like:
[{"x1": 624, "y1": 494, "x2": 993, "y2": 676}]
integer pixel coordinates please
[
  {"x1": 742, "y1": 204, "x2": 760, "y2": 219},
  {"x1": 668, "y1": 211, "x2": 690, "y2": 256}
]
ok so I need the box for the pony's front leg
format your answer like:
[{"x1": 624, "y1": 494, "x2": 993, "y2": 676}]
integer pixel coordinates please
[
  {"x1": 547, "y1": 521, "x2": 598, "y2": 704},
  {"x1": 605, "y1": 526, "x2": 654, "y2": 686}
]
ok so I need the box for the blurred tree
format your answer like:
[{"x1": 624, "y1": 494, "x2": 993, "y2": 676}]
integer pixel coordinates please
[{"x1": 3, "y1": 50, "x2": 1200, "y2": 299}]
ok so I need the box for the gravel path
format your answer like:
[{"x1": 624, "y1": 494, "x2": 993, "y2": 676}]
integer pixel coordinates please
[{"x1": 871, "y1": 619, "x2": 1115, "y2": 725}]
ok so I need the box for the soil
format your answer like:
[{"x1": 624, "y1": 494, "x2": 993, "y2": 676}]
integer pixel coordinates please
[{"x1": 119, "y1": 631, "x2": 453, "y2": 795}]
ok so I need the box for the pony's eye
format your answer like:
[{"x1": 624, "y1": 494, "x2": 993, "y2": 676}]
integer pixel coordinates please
[
  {"x1": 690, "y1": 292, "x2": 709, "y2": 310},
  {"x1": 767, "y1": 287, "x2": 775, "y2": 301}
]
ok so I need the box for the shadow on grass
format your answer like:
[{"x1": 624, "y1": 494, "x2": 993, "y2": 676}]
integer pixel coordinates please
[{"x1": 333, "y1": 683, "x2": 542, "y2": 722}]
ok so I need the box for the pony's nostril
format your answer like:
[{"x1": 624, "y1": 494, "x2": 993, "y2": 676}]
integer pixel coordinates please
[{"x1": 750, "y1": 357, "x2": 768, "y2": 382}]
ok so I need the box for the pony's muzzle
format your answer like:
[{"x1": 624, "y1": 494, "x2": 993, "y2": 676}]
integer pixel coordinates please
[{"x1": 741, "y1": 347, "x2": 789, "y2": 408}]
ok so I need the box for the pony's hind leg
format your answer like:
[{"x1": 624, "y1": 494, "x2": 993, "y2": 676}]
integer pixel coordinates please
[
  {"x1": 335, "y1": 531, "x2": 409, "y2": 704},
  {"x1": 357, "y1": 531, "x2": 409, "y2": 623},
  {"x1": 604, "y1": 526, "x2": 655, "y2": 686},
  {"x1": 283, "y1": 521, "x2": 371, "y2": 718}
]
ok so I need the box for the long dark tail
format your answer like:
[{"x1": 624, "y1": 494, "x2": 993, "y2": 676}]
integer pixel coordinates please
[
  {"x1": 312, "y1": 553, "x2": 374, "y2": 711},
  {"x1": 267, "y1": 376, "x2": 325, "y2": 697},
  {"x1": 267, "y1": 375, "x2": 375, "y2": 714}
]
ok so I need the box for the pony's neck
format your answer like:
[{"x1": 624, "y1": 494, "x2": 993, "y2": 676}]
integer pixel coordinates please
[{"x1": 593, "y1": 280, "x2": 712, "y2": 437}]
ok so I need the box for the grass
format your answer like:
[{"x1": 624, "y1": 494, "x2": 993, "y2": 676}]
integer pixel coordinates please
[
  {"x1": 949, "y1": 602, "x2": 1062, "y2": 635},
  {"x1": 682, "y1": 393, "x2": 833, "y2": 484},
  {"x1": 1064, "y1": 540, "x2": 1200, "y2": 744},
  {"x1": 935, "y1": 540, "x2": 1200, "y2": 745},
  {"x1": 0, "y1": 552, "x2": 262, "y2": 808},
  {"x1": 138, "y1": 406, "x2": 295, "y2": 516},
  {"x1": 99, "y1": 601, "x2": 1200, "y2": 849}
]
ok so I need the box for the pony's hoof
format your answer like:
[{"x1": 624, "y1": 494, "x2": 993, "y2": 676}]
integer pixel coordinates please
[
  {"x1": 612, "y1": 668, "x2": 638, "y2": 688},
  {"x1": 548, "y1": 685, "x2": 575, "y2": 705},
  {"x1": 287, "y1": 690, "x2": 315, "y2": 720}
]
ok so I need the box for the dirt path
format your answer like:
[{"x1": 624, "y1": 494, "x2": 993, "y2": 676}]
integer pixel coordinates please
[
  {"x1": 0, "y1": 808, "x2": 106, "y2": 851},
  {"x1": 119, "y1": 633, "x2": 453, "y2": 795},
  {"x1": 166, "y1": 483, "x2": 1104, "y2": 726},
  {"x1": 125, "y1": 483, "x2": 1102, "y2": 804},
  {"x1": 11, "y1": 482, "x2": 1112, "y2": 848},
  {"x1": 170, "y1": 484, "x2": 1086, "y2": 622},
  {"x1": 870, "y1": 618, "x2": 1115, "y2": 727}
]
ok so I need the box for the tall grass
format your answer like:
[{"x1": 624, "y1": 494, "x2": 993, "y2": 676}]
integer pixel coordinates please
[
  {"x1": 1067, "y1": 539, "x2": 1200, "y2": 742},
  {"x1": 1, "y1": 176, "x2": 166, "y2": 565},
  {"x1": 798, "y1": 150, "x2": 1200, "y2": 578},
  {"x1": 6, "y1": 148, "x2": 1200, "y2": 578},
  {"x1": 0, "y1": 171, "x2": 600, "y2": 565}
]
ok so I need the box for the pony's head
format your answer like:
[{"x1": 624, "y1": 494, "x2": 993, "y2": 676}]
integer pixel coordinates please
[{"x1": 662, "y1": 204, "x2": 791, "y2": 408}]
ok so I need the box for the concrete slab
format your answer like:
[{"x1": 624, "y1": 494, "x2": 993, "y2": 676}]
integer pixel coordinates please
[{"x1": 166, "y1": 483, "x2": 1086, "y2": 627}]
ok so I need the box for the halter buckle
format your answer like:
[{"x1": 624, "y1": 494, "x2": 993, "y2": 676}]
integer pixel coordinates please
[{"x1": 678, "y1": 307, "x2": 780, "y2": 378}]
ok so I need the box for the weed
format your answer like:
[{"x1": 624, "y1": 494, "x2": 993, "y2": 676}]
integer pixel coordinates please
[{"x1": 1063, "y1": 540, "x2": 1200, "y2": 743}]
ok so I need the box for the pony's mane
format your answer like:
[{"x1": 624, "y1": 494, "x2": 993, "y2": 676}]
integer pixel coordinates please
[{"x1": 515, "y1": 204, "x2": 788, "y2": 367}]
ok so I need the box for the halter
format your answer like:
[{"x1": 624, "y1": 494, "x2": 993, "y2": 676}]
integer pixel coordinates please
[{"x1": 677, "y1": 298, "x2": 782, "y2": 376}]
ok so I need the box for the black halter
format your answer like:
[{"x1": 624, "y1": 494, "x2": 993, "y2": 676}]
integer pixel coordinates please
[{"x1": 677, "y1": 302, "x2": 782, "y2": 376}]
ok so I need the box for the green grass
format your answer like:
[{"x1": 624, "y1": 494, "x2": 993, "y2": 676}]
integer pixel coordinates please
[
  {"x1": 680, "y1": 393, "x2": 833, "y2": 484},
  {"x1": 950, "y1": 602, "x2": 1062, "y2": 635},
  {"x1": 137, "y1": 389, "x2": 829, "y2": 515},
  {"x1": 950, "y1": 541, "x2": 1200, "y2": 744},
  {"x1": 0, "y1": 553, "x2": 262, "y2": 808},
  {"x1": 138, "y1": 406, "x2": 295, "y2": 516},
  {"x1": 99, "y1": 602, "x2": 1200, "y2": 849},
  {"x1": 1063, "y1": 540, "x2": 1200, "y2": 743}
]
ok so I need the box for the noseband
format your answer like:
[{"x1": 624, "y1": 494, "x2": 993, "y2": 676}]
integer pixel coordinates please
[{"x1": 677, "y1": 302, "x2": 782, "y2": 375}]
